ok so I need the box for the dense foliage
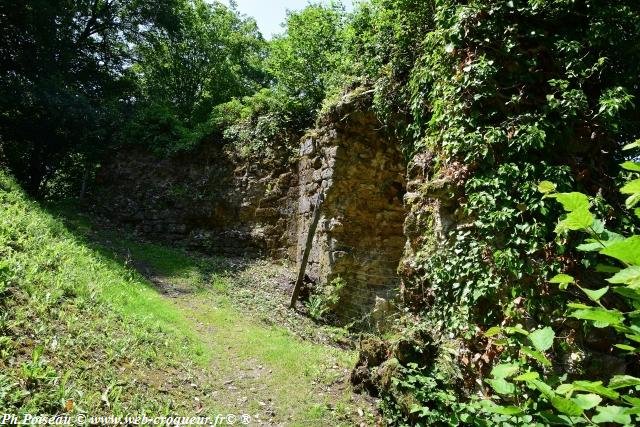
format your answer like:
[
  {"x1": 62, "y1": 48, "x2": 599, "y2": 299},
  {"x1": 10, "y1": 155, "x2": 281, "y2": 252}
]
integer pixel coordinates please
[{"x1": 2, "y1": 0, "x2": 640, "y2": 424}]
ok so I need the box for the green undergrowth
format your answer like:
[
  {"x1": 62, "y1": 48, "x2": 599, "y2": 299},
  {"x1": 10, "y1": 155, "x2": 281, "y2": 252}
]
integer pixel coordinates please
[{"x1": 0, "y1": 171, "x2": 365, "y2": 425}]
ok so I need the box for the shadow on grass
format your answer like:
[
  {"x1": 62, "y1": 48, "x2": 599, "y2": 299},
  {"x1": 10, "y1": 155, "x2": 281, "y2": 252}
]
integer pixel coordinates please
[{"x1": 40, "y1": 200, "x2": 247, "y2": 296}]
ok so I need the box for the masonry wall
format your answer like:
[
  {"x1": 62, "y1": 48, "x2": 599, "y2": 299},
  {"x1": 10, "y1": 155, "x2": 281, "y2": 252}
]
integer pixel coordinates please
[
  {"x1": 94, "y1": 143, "x2": 299, "y2": 259},
  {"x1": 296, "y1": 93, "x2": 407, "y2": 320},
  {"x1": 95, "y1": 91, "x2": 408, "y2": 320}
]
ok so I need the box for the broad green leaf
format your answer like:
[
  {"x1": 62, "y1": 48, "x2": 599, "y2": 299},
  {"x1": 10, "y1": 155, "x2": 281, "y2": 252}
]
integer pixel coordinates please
[
  {"x1": 601, "y1": 236, "x2": 640, "y2": 265},
  {"x1": 528, "y1": 327, "x2": 555, "y2": 352},
  {"x1": 608, "y1": 375, "x2": 640, "y2": 389},
  {"x1": 623, "y1": 139, "x2": 640, "y2": 150},
  {"x1": 550, "y1": 396, "x2": 583, "y2": 417},
  {"x1": 521, "y1": 346, "x2": 551, "y2": 366},
  {"x1": 614, "y1": 344, "x2": 636, "y2": 351},
  {"x1": 480, "y1": 400, "x2": 523, "y2": 416},
  {"x1": 621, "y1": 178, "x2": 640, "y2": 195},
  {"x1": 569, "y1": 307, "x2": 625, "y2": 327},
  {"x1": 491, "y1": 363, "x2": 520, "y2": 379},
  {"x1": 556, "y1": 384, "x2": 575, "y2": 395},
  {"x1": 529, "y1": 379, "x2": 555, "y2": 398},
  {"x1": 621, "y1": 161, "x2": 640, "y2": 172},
  {"x1": 486, "y1": 378, "x2": 515, "y2": 395},
  {"x1": 550, "y1": 192, "x2": 589, "y2": 212},
  {"x1": 571, "y1": 393, "x2": 601, "y2": 410},
  {"x1": 538, "y1": 181, "x2": 557, "y2": 194},
  {"x1": 555, "y1": 207, "x2": 594, "y2": 232},
  {"x1": 626, "y1": 193, "x2": 640, "y2": 209},
  {"x1": 485, "y1": 326, "x2": 501, "y2": 337},
  {"x1": 608, "y1": 266, "x2": 640, "y2": 286},
  {"x1": 581, "y1": 286, "x2": 609, "y2": 302},
  {"x1": 623, "y1": 395, "x2": 640, "y2": 406},
  {"x1": 514, "y1": 371, "x2": 539, "y2": 381},
  {"x1": 614, "y1": 287, "x2": 640, "y2": 301},
  {"x1": 573, "y1": 380, "x2": 619, "y2": 399},
  {"x1": 504, "y1": 325, "x2": 529, "y2": 336},
  {"x1": 592, "y1": 405, "x2": 632, "y2": 425}
]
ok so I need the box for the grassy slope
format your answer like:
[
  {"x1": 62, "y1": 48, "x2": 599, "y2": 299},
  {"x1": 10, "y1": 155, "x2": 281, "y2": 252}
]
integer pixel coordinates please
[{"x1": 0, "y1": 171, "x2": 366, "y2": 425}]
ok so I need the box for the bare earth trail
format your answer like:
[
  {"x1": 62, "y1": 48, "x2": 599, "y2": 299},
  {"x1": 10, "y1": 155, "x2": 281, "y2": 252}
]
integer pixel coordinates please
[{"x1": 82, "y1": 222, "x2": 378, "y2": 426}]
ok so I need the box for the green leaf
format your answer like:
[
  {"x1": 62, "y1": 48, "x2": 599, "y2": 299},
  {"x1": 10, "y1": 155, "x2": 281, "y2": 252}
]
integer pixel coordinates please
[
  {"x1": 623, "y1": 139, "x2": 640, "y2": 150},
  {"x1": 601, "y1": 236, "x2": 640, "y2": 265},
  {"x1": 556, "y1": 207, "x2": 594, "y2": 232},
  {"x1": 485, "y1": 326, "x2": 501, "y2": 337},
  {"x1": 614, "y1": 344, "x2": 636, "y2": 352},
  {"x1": 504, "y1": 325, "x2": 529, "y2": 336},
  {"x1": 479, "y1": 400, "x2": 523, "y2": 416},
  {"x1": 491, "y1": 363, "x2": 520, "y2": 379},
  {"x1": 608, "y1": 375, "x2": 640, "y2": 389},
  {"x1": 486, "y1": 378, "x2": 515, "y2": 395},
  {"x1": 550, "y1": 192, "x2": 590, "y2": 212},
  {"x1": 571, "y1": 393, "x2": 602, "y2": 410},
  {"x1": 626, "y1": 193, "x2": 640, "y2": 209},
  {"x1": 581, "y1": 286, "x2": 609, "y2": 302},
  {"x1": 538, "y1": 181, "x2": 557, "y2": 194},
  {"x1": 521, "y1": 346, "x2": 551, "y2": 366},
  {"x1": 569, "y1": 307, "x2": 625, "y2": 327},
  {"x1": 573, "y1": 380, "x2": 620, "y2": 399},
  {"x1": 514, "y1": 371, "x2": 539, "y2": 381},
  {"x1": 621, "y1": 161, "x2": 640, "y2": 172},
  {"x1": 528, "y1": 327, "x2": 555, "y2": 352},
  {"x1": 549, "y1": 274, "x2": 574, "y2": 284},
  {"x1": 621, "y1": 178, "x2": 640, "y2": 195},
  {"x1": 550, "y1": 396, "x2": 583, "y2": 417},
  {"x1": 592, "y1": 405, "x2": 632, "y2": 425},
  {"x1": 608, "y1": 266, "x2": 640, "y2": 286}
]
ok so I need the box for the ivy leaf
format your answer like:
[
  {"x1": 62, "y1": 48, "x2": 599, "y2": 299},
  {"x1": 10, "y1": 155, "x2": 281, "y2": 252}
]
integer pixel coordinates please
[
  {"x1": 608, "y1": 375, "x2": 640, "y2": 390},
  {"x1": 569, "y1": 307, "x2": 625, "y2": 327},
  {"x1": 549, "y1": 274, "x2": 574, "y2": 284},
  {"x1": 592, "y1": 405, "x2": 632, "y2": 425},
  {"x1": 600, "y1": 235, "x2": 640, "y2": 265},
  {"x1": 521, "y1": 346, "x2": 551, "y2": 366},
  {"x1": 538, "y1": 181, "x2": 557, "y2": 194},
  {"x1": 608, "y1": 266, "x2": 640, "y2": 286},
  {"x1": 486, "y1": 378, "x2": 515, "y2": 395},
  {"x1": 571, "y1": 393, "x2": 602, "y2": 410},
  {"x1": 581, "y1": 286, "x2": 609, "y2": 302},
  {"x1": 550, "y1": 396, "x2": 583, "y2": 417},
  {"x1": 550, "y1": 273, "x2": 574, "y2": 290},
  {"x1": 528, "y1": 327, "x2": 555, "y2": 352}
]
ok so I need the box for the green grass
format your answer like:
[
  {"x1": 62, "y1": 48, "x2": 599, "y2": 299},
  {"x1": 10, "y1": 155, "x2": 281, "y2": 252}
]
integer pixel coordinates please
[{"x1": 0, "y1": 171, "x2": 363, "y2": 425}]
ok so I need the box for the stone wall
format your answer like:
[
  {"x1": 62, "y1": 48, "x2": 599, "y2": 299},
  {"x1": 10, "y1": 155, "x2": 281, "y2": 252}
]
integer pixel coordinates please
[
  {"x1": 95, "y1": 91, "x2": 409, "y2": 319},
  {"x1": 94, "y1": 143, "x2": 299, "y2": 259},
  {"x1": 296, "y1": 93, "x2": 407, "y2": 320}
]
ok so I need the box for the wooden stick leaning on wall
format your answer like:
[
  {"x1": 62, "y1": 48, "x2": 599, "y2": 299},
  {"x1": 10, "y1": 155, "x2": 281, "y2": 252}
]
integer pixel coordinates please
[{"x1": 289, "y1": 188, "x2": 325, "y2": 308}]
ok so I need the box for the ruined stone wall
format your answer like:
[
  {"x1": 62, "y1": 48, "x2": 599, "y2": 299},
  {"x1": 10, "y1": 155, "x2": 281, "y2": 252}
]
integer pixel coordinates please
[
  {"x1": 94, "y1": 143, "x2": 299, "y2": 259},
  {"x1": 95, "y1": 92, "x2": 409, "y2": 320},
  {"x1": 297, "y1": 93, "x2": 407, "y2": 320}
]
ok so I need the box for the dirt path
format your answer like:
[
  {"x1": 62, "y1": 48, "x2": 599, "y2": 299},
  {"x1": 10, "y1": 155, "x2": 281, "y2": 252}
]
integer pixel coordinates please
[{"x1": 100, "y1": 233, "x2": 379, "y2": 426}]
